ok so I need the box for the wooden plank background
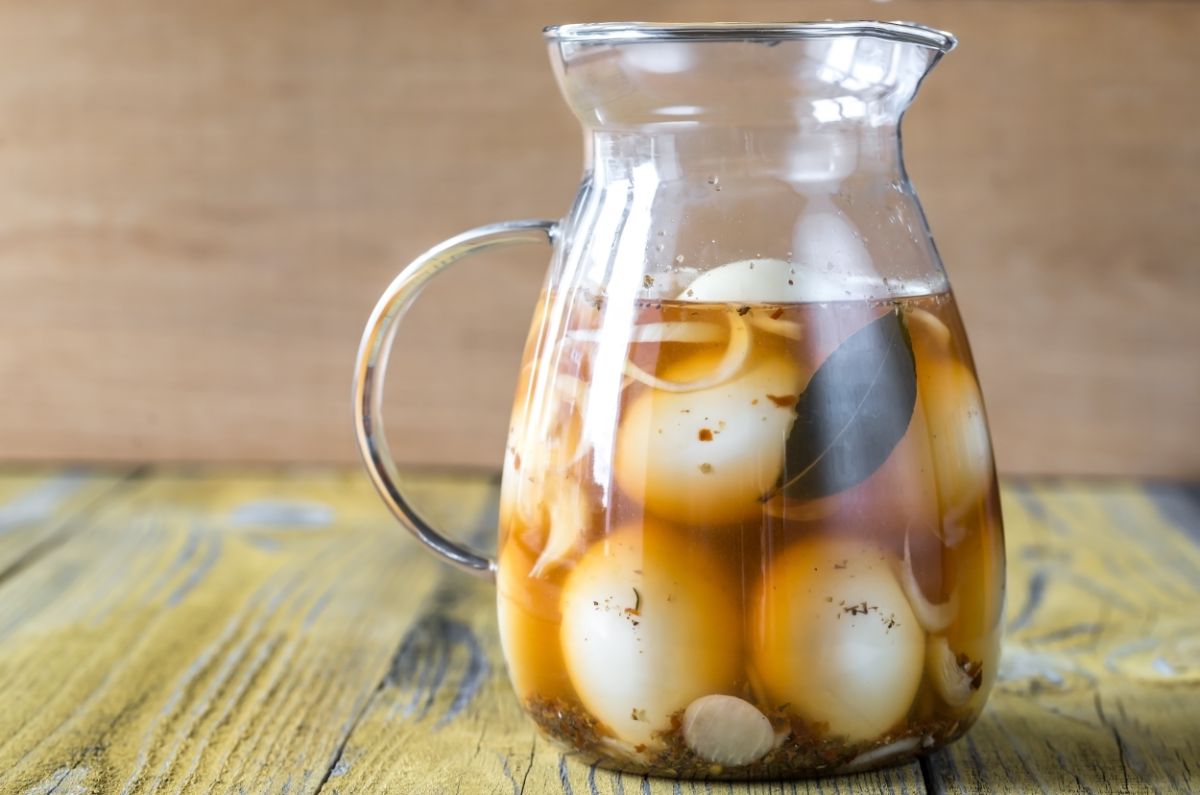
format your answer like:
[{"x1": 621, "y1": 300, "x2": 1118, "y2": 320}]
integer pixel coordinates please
[{"x1": 0, "y1": 0, "x2": 1196, "y2": 476}]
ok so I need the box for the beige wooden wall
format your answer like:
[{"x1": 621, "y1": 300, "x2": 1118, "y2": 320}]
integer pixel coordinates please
[{"x1": 0, "y1": 1, "x2": 1196, "y2": 477}]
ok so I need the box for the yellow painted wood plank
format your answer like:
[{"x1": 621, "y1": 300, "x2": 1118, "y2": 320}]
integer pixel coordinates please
[
  {"x1": 4, "y1": 471, "x2": 1195, "y2": 793},
  {"x1": 0, "y1": 467, "x2": 134, "y2": 576},
  {"x1": 923, "y1": 480, "x2": 1200, "y2": 793},
  {"x1": 0, "y1": 468, "x2": 492, "y2": 795}
]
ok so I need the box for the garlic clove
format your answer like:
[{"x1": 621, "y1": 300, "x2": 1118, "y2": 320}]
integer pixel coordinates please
[{"x1": 681, "y1": 695, "x2": 776, "y2": 767}]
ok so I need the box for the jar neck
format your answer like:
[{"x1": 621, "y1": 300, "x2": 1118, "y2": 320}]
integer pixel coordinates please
[{"x1": 586, "y1": 125, "x2": 903, "y2": 191}]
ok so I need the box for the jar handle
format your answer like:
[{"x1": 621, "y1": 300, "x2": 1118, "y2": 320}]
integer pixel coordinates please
[{"x1": 353, "y1": 220, "x2": 558, "y2": 580}]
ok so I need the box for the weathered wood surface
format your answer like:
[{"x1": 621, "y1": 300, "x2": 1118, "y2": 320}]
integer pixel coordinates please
[
  {"x1": 0, "y1": 469, "x2": 1196, "y2": 794},
  {"x1": 0, "y1": 469, "x2": 135, "y2": 576}
]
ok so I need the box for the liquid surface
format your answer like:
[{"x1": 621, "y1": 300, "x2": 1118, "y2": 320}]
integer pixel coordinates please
[{"x1": 497, "y1": 288, "x2": 1005, "y2": 778}]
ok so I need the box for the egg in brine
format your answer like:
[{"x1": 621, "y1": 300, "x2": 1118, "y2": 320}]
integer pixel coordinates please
[
  {"x1": 615, "y1": 349, "x2": 807, "y2": 526},
  {"x1": 907, "y1": 308, "x2": 993, "y2": 516},
  {"x1": 678, "y1": 258, "x2": 853, "y2": 304},
  {"x1": 560, "y1": 522, "x2": 741, "y2": 746},
  {"x1": 751, "y1": 538, "x2": 925, "y2": 742}
]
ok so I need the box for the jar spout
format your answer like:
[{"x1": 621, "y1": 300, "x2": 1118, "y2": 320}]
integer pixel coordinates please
[{"x1": 547, "y1": 21, "x2": 955, "y2": 130}]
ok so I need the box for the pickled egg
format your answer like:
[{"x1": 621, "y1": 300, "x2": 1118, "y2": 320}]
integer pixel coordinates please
[
  {"x1": 751, "y1": 538, "x2": 925, "y2": 742},
  {"x1": 560, "y1": 523, "x2": 740, "y2": 746},
  {"x1": 614, "y1": 349, "x2": 807, "y2": 525},
  {"x1": 907, "y1": 309, "x2": 993, "y2": 516},
  {"x1": 678, "y1": 258, "x2": 865, "y2": 304}
]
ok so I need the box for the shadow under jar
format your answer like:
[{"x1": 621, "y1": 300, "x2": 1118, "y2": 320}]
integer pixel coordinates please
[{"x1": 355, "y1": 20, "x2": 1006, "y2": 780}]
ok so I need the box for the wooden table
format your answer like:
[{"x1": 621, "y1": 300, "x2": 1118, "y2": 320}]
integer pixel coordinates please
[{"x1": 0, "y1": 469, "x2": 1195, "y2": 794}]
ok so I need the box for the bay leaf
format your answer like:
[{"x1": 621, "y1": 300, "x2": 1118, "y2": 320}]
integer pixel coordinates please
[{"x1": 768, "y1": 308, "x2": 917, "y2": 501}]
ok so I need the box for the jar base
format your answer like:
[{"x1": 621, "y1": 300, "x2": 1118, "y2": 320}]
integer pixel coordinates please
[{"x1": 527, "y1": 694, "x2": 975, "y2": 781}]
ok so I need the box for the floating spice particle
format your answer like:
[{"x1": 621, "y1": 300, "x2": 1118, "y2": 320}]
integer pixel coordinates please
[
  {"x1": 787, "y1": 279, "x2": 794, "y2": 286},
  {"x1": 513, "y1": 452, "x2": 522, "y2": 470},
  {"x1": 643, "y1": 274, "x2": 655, "y2": 288},
  {"x1": 770, "y1": 308, "x2": 784, "y2": 319},
  {"x1": 833, "y1": 560, "x2": 848, "y2": 570},
  {"x1": 699, "y1": 463, "x2": 713, "y2": 474},
  {"x1": 698, "y1": 428, "x2": 714, "y2": 442},
  {"x1": 766, "y1": 394, "x2": 798, "y2": 408},
  {"x1": 737, "y1": 305, "x2": 751, "y2": 316},
  {"x1": 844, "y1": 601, "x2": 871, "y2": 616}
]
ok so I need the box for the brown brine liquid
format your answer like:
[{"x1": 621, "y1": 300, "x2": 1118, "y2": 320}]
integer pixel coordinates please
[{"x1": 497, "y1": 289, "x2": 1005, "y2": 779}]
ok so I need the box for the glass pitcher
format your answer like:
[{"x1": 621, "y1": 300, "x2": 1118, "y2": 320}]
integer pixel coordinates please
[{"x1": 354, "y1": 21, "x2": 1005, "y2": 779}]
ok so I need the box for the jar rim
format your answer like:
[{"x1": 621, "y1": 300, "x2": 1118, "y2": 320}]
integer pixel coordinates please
[{"x1": 543, "y1": 20, "x2": 956, "y2": 53}]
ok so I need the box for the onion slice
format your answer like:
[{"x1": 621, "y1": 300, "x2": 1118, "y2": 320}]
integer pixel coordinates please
[
  {"x1": 551, "y1": 375, "x2": 594, "y2": 465},
  {"x1": 899, "y1": 528, "x2": 958, "y2": 633},
  {"x1": 567, "y1": 321, "x2": 725, "y2": 345},
  {"x1": 927, "y1": 635, "x2": 982, "y2": 709},
  {"x1": 623, "y1": 311, "x2": 750, "y2": 393},
  {"x1": 838, "y1": 736, "x2": 922, "y2": 773},
  {"x1": 936, "y1": 500, "x2": 971, "y2": 548},
  {"x1": 529, "y1": 474, "x2": 590, "y2": 577}
]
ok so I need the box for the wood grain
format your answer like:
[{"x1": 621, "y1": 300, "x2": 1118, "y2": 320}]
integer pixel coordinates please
[
  {"x1": 2, "y1": 468, "x2": 1197, "y2": 793},
  {"x1": 923, "y1": 482, "x2": 1200, "y2": 794},
  {"x1": 0, "y1": 469, "x2": 494, "y2": 793},
  {"x1": 0, "y1": 468, "x2": 133, "y2": 576},
  {"x1": 0, "y1": 1, "x2": 1196, "y2": 476}
]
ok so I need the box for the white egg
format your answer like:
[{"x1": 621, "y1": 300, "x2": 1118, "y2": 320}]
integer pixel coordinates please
[
  {"x1": 560, "y1": 523, "x2": 740, "y2": 746},
  {"x1": 907, "y1": 309, "x2": 993, "y2": 516},
  {"x1": 614, "y1": 350, "x2": 807, "y2": 526},
  {"x1": 677, "y1": 258, "x2": 868, "y2": 304},
  {"x1": 752, "y1": 538, "x2": 925, "y2": 742}
]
